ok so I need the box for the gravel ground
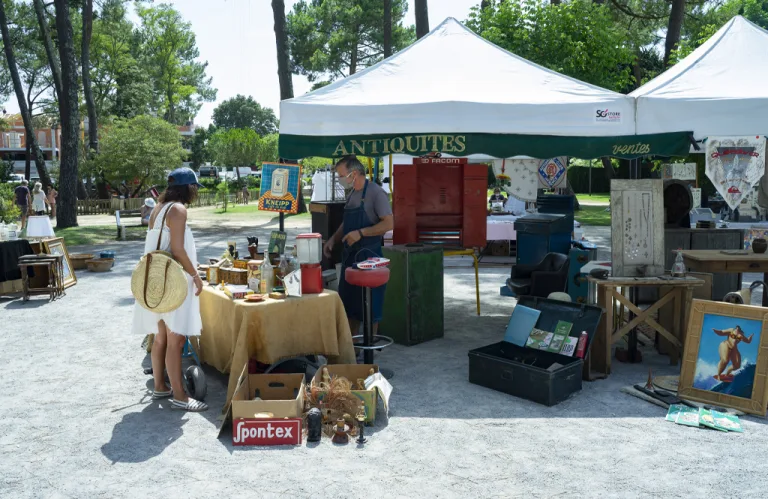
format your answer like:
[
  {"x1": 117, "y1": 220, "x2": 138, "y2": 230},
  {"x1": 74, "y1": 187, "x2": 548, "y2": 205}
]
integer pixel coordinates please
[{"x1": 2, "y1": 222, "x2": 768, "y2": 498}]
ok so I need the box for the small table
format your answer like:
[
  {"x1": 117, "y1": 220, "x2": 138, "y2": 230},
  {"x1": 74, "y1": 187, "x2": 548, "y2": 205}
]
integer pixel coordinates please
[
  {"x1": 680, "y1": 250, "x2": 768, "y2": 305},
  {"x1": 587, "y1": 276, "x2": 704, "y2": 377},
  {"x1": 198, "y1": 287, "x2": 356, "y2": 408}
]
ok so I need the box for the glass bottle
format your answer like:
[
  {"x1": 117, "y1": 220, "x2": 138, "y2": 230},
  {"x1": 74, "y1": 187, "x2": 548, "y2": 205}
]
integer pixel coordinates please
[
  {"x1": 278, "y1": 253, "x2": 289, "y2": 282},
  {"x1": 260, "y1": 250, "x2": 273, "y2": 294},
  {"x1": 671, "y1": 249, "x2": 686, "y2": 277}
]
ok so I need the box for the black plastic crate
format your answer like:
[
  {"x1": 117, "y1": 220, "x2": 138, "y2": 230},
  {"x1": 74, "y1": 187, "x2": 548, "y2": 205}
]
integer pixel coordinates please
[
  {"x1": 513, "y1": 214, "x2": 572, "y2": 235},
  {"x1": 468, "y1": 297, "x2": 603, "y2": 406}
]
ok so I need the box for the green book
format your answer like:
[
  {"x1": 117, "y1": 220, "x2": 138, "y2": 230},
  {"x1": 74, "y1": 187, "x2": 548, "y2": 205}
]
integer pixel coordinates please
[
  {"x1": 712, "y1": 411, "x2": 744, "y2": 433},
  {"x1": 526, "y1": 328, "x2": 553, "y2": 350},
  {"x1": 666, "y1": 404, "x2": 685, "y2": 422},
  {"x1": 268, "y1": 230, "x2": 287, "y2": 254},
  {"x1": 554, "y1": 321, "x2": 573, "y2": 336},
  {"x1": 699, "y1": 408, "x2": 728, "y2": 432},
  {"x1": 675, "y1": 406, "x2": 700, "y2": 427},
  {"x1": 547, "y1": 333, "x2": 568, "y2": 353}
]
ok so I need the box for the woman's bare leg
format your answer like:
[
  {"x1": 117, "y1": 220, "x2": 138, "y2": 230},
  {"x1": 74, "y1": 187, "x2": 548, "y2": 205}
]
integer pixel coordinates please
[
  {"x1": 151, "y1": 322, "x2": 170, "y2": 392},
  {"x1": 726, "y1": 348, "x2": 742, "y2": 375},
  {"x1": 166, "y1": 331, "x2": 188, "y2": 402}
]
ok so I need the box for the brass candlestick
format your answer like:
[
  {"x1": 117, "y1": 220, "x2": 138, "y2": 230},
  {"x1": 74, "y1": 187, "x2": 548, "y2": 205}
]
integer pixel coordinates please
[{"x1": 356, "y1": 404, "x2": 367, "y2": 444}]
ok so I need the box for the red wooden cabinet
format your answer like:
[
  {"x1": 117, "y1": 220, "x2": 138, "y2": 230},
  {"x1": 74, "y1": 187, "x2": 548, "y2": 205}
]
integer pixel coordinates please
[{"x1": 393, "y1": 158, "x2": 487, "y2": 248}]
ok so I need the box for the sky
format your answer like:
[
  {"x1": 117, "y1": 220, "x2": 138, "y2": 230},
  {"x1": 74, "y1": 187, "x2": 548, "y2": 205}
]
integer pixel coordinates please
[{"x1": 2, "y1": 0, "x2": 480, "y2": 127}]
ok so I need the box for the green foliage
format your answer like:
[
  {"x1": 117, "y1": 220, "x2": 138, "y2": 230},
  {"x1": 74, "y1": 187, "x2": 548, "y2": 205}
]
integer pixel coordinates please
[
  {"x1": 212, "y1": 95, "x2": 278, "y2": 135},
  {"x1": 287, "y1": 0, "x2": 415, "y2": 82},
  {"x1": 0, "y1": 157, "x2": 14, "y2": 183},
  {"x1": 467, "y1": 0, "x2": 634, "y2": 92},
  {"x1": 92, "y1": 115, "x2": 185, "y2": 194},
  {"x1": 209, "y1": 128, "x2": 261, "y2": 168},
  {"x1": 260, "y1": 134, "x2": 279, "y2": 164},
  {"x1": 0, "y1": 184, "x2": 21, "y2": 223},
  {"x1": 135, "y1": 3, "x2": 217, "y2": 124},
  {"x1": 300, "y1": 156, "x2": 335, "y2": 174},
  {"x1": 189, "y1": 126, "x2": 213, "y2": 169},
  {"x1": 90, "y1": 0, "x2": 152, "y2": 119}
]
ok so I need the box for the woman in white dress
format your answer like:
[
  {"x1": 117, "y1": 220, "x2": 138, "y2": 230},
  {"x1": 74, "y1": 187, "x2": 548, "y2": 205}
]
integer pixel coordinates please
[
  {"x1": 32, "y1": 182, "x2": 48, "y2": 215},
  {"x1": 132, "y1": 168, "x2": 207, "y2": 411}
]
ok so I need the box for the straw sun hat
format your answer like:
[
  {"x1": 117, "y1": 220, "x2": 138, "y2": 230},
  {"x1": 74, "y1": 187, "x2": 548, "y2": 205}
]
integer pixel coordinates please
[{"x1": 131, "y1": 250, "x2": 188, "y2": 313}]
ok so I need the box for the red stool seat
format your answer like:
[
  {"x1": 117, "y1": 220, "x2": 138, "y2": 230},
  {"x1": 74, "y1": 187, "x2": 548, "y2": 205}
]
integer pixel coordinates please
[{"x1": 345, "y1": 267, "x2": 390, "y2": 288}]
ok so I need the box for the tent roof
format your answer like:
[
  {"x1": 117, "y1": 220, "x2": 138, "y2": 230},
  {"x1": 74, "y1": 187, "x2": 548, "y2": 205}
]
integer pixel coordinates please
[
  {"x1": 632, "y1": 16, "x2": 768, "y2": 138},
  {"x1": 280, "y1": 17, "x2": 635, "y2": 138}
]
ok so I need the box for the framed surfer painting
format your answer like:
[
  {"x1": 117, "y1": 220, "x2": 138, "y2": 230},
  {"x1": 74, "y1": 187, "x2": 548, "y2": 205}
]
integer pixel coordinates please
[
  {"x1": 679, "y1": 299, "x2": 768, "y2": 416},
  {"x1": 43, "y1": 237, "x2": 77, "y2": 289}
]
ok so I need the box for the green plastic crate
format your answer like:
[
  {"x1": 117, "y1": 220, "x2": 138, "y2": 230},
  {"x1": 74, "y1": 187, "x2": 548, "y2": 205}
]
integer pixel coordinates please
[{"x1": 380, "y1": 244, "x2": 444, "y2": 346}]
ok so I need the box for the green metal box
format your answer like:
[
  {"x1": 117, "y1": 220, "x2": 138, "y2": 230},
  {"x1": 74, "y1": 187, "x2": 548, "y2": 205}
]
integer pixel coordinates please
[{"x1": 380, "y1": 244, "x2": 444, "y2": 346}]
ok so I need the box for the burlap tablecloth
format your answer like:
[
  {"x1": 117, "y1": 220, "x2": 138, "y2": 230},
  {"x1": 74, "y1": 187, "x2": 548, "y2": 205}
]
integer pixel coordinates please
[{"x1": 198, "y1": 287, "x2": 355, "y2": 406}]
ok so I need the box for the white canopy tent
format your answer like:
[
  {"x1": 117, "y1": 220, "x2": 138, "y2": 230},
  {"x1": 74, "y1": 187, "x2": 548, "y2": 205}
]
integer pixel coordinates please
[
  {"x1": 632, "y1": 16, "x2": 768, "y2": 139},
  {"x1": 279, "y1": 18, "x2": 690, "y2": 160},
  {"x1": 281, "y1": 17, "x2": 634, "y2": 138}
]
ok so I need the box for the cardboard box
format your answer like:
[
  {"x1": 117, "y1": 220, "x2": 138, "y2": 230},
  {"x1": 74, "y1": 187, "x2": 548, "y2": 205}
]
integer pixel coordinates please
[
  {"x1": 232, "y1": 418, "x2": 302, "y2": 446},
  {"x1": 313, "y1": 364, "x2": 381, "y2": 424},
  {"x1": 232, "y1": 373, "x2": 305, "y2": 420}
]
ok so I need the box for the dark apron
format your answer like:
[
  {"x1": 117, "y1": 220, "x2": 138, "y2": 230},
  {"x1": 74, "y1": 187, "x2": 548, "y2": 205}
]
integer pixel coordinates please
[{"x1": 338, "y1": 180, "x2": 386, "y2": 322}]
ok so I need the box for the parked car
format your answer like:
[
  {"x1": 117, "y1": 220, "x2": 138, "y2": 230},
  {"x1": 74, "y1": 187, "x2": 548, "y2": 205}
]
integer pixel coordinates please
[
  {"x1": 6, "y1": 173, "x2": 24, "y2": 183},
  {"x1": 198, "y1": 166, "x2": 219, "y2": 178}
]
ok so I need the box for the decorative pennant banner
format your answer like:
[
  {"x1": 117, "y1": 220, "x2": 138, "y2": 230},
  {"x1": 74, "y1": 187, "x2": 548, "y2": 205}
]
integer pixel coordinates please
[
  {"x1": 538, "y1": 157, "x2": 567, "y2": 189},
  {"x1": 706, "y1": 136, "x2": 766, "y2": 210}
]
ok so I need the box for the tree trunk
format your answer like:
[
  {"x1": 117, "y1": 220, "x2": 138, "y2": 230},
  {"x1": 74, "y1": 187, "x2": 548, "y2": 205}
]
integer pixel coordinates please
[
  {"x1": 272, "y1": 0, "x2": 304, "y2": 213},
  {"x1": 383, "y1": 0, "x2": 392, "y2": 58},
  {"x1": 601, "y1": 157, "x2": 616, "y2": 183},
  {"x1": 664, "y1": 0, "x2": 686, "y2": 67},
  {"x1": 54, "y1": 0, "x2": 81, "y2": 228},
  {"x1": 32, "y1": 0, "x2": 63, "y2": 100},
  {"x1": 25, "y1": 141, "x2": 31, "y2": 181},
  {"x1": 166, "y1": 81, "x2": 175, "y2": 124},
  {"x1": 415, "y1": 0, "x2": 429, "y2": 39},
  {"x1": 271, "y1": 0, "x2": 294, "y2": 101},
  {"x1": 82, "y1": 0, "x2": 98, "y2": 155},
  {"x1": 0, "y1": 2, "x2": 52, "y2": 191},
  {"x1": 350, "y1": 42, "x2": 358, "y2": 75}
]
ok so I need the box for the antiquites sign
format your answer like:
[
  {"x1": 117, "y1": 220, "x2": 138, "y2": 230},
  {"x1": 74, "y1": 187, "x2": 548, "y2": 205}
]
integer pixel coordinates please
[{"x1": 333, "y1": 134, "x2": 467, "y2": 157}]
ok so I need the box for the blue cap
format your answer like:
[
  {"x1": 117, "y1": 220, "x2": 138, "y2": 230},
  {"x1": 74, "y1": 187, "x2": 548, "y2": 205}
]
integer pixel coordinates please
[{"x1": 168, "y1": 167, "x2": 203, "y2": 188}]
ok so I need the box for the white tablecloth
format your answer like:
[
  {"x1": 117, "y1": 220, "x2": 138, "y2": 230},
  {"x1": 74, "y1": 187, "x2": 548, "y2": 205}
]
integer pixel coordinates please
[
  {"x1": 26, "y1": 216, "x2": 55, "y2": 238},
  {"x1": 487, "y1": 216, "x2": 519, "y2": 241}
]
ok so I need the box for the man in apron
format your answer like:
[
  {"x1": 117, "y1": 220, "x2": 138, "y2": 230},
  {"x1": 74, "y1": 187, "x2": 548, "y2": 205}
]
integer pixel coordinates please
[{"x1": 323, "y1": 155, "x2": 394, "y2": 346}]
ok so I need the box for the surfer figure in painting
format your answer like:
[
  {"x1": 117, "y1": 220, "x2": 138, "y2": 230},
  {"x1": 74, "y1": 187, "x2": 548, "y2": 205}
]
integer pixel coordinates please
[{"x1": 712, "y1": 326, "x2": 753, "y2": 381}]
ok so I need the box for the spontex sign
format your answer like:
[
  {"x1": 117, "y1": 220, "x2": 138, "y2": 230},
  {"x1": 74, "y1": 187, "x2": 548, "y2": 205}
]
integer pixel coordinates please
[{"x1": 232, "y1": 419, "x2": 302, "y2": 446}]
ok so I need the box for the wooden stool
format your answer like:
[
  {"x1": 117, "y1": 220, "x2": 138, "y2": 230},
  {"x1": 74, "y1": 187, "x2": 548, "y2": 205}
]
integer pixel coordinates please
[{"x1": 18, "y1": 254, "x2": 64, "y2": 301}]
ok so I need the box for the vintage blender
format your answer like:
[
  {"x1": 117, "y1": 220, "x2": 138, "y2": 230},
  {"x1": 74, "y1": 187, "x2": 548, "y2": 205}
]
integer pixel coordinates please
[{"x1": 296, "y1": 233, "x2": 323, "y2": 294}]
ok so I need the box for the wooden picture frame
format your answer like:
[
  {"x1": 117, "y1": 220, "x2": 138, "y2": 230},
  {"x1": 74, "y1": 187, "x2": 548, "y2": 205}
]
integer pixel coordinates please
[
  {"x1": 610, "y1": 179, "x2": 665, "y2": 277},
  {"x1": 43, "y1": 237, "x2": 77, "y2": 289},
  {"x1": 680, "y1": 299, "x2": 768, "y2": 416}
]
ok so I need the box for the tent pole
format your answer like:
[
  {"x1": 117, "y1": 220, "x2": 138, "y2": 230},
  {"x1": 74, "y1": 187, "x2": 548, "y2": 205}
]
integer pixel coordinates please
[
  {"x1": 589, "y1": 159, "x2": 592, "y2": 195},
  {"x1": 368, "y1": 157, "x2": 373, "y2": 181},
  {"x1": 374, "y1": 157, "x2": 380, "y2": 183}
]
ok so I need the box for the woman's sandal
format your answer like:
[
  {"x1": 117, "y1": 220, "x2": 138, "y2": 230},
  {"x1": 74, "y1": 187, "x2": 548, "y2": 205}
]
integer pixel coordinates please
[
  {"x1": 170, "y1": 398, "x2": 208, "y2": 412},
  {"x1": 152, "y1": 388, "x2": 173, "y2": 400}
]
